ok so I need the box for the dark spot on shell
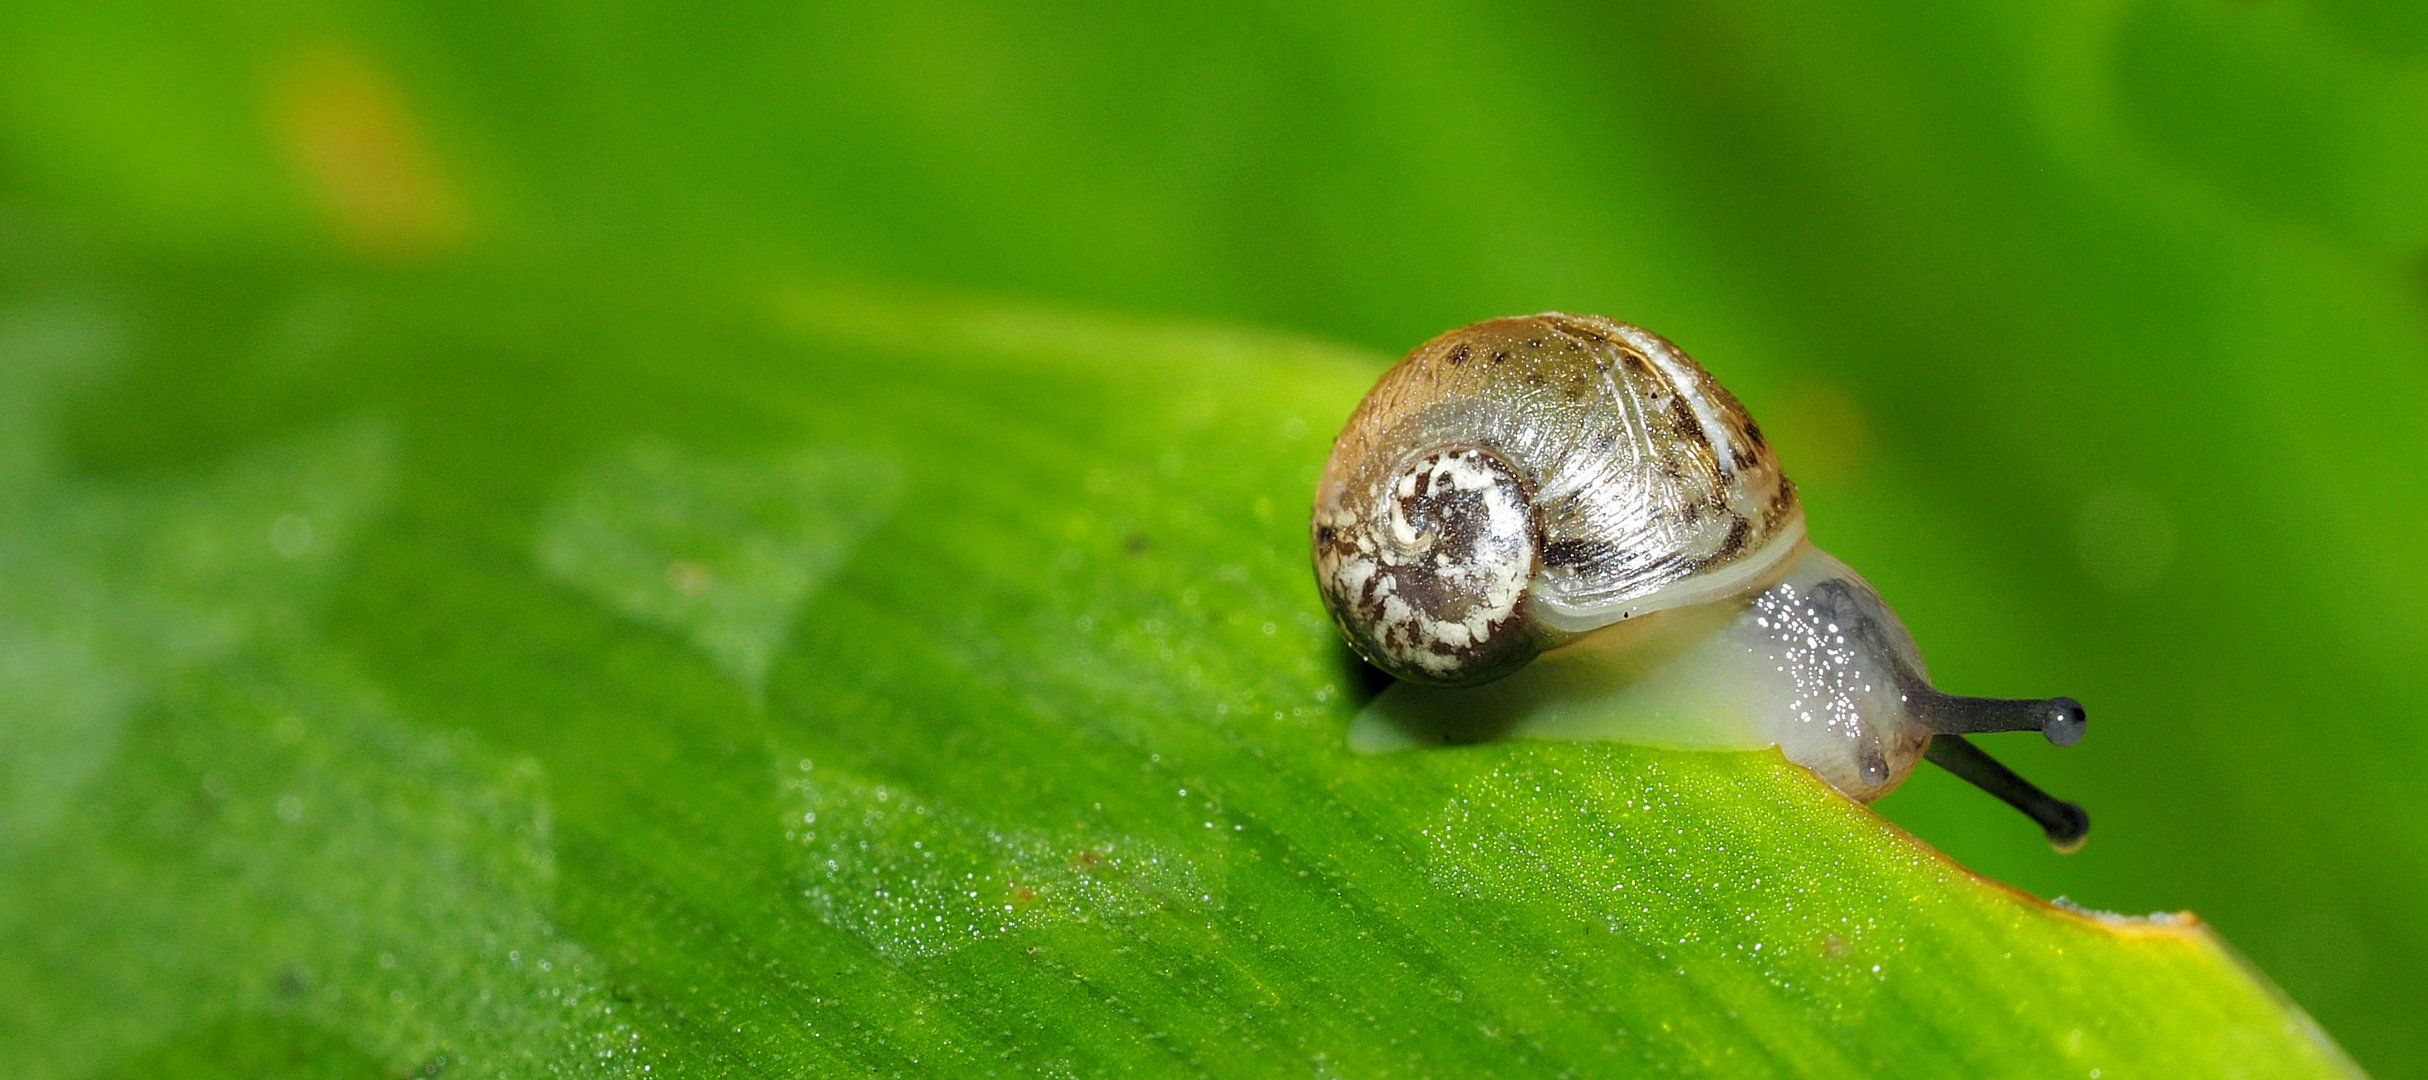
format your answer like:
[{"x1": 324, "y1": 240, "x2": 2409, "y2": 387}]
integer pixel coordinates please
[
  {"x1": 1542, "y1": 537, "x2": 1603, "y2": 567},
  {"x1": 1447, "y1": 343, "x2": 1471, "y2": 365},
  {"x1": 1316, "y1": 524, "x2": 1338, "y2": 544},
  {"x1": 1668, "y1": 396, "x2": 1699, "y2": 435},
  {"x1": 1526, "y1": 337, "x2": 1545, "y2": 349},
  {"x1": 1492, "y1": 350, "x2": 1509, "y2": 364},
  {"x1": 1721, "y1": 518, "x2": 1751, "y2": 557},
  {"x1": 1743, "y1": 420, "x2": 1767, "y2": 449},
  {"x1": 1620, "y1": 349, "x2": 1651, "y2": 372},
  {"x1": 1768, "y1": 480, "x2": 1798, "y2": 515}
]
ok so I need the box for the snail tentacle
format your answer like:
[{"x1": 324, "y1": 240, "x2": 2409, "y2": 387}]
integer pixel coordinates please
[{"x1": 1925, "y1": 735, "x2": 2092, "y2": 850}]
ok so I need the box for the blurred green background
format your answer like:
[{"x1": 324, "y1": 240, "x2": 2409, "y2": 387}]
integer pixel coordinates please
[{"x1": 4, "y1": 0, "x2": 2426, "y2": 1074}]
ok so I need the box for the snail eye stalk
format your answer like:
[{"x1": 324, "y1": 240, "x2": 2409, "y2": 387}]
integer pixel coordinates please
[
  {"x1": 1923, "y1": 733, "x2": 2091, "y2": 851},
  {"x1": 1918, "y1": 692, "x2": 2087, "y2": 747}
]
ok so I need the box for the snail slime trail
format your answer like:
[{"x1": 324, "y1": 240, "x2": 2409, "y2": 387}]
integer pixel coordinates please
[{"x1": 1314, "y1": 314, "x2": 2092, "y2": 849}]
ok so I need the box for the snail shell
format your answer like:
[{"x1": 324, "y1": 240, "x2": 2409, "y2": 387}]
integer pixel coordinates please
[
  {"x1": 1312, "y1": 313, "x2": 1800, "y2": 687},
  {"x1": 1314, "y1": 314, "x2": 2090, "y2": 846}
]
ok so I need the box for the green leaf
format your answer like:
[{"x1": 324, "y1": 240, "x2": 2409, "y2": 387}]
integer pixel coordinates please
[
  {"x1": 0, "y1": 270, "x2": 2352, "y2": 1076},
  {"x1": 9, "y1": 0, "x2": 2426, "y2": 1071}
]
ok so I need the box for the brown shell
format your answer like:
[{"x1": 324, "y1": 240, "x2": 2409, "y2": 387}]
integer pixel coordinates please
[{"x1": 1312, "y1": 313, "x2": 1801, "y2": 685}]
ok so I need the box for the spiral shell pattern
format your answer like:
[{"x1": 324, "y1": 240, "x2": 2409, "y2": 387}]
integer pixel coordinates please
[{"x1": 1312, "y1": 313, "x2": 1800, "y2": 685}]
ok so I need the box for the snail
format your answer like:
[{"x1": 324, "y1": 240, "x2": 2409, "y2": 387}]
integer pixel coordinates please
[{"x1": 1312, "y1": 313, "x2": 2089, "y2": 848}]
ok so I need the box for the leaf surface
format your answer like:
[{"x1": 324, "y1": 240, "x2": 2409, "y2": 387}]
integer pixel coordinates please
[{"x1": 0, "y1": 275, "x2": 2352, "y2": 1076}]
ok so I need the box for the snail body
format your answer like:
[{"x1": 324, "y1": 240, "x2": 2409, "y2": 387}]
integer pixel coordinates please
[{"x1": 1314, "y1": 314, "x2": 2089, "y2": 845}]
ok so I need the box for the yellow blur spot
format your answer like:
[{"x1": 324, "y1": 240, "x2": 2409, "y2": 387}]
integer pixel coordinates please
[{"x1": 271, "y1": 46, "x2": 468, "y2": 258}]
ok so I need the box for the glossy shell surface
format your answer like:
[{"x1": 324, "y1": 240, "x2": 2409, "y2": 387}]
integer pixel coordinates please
[{"x1": 1313, "y1": 313, "x2": 1801, "y2": 685}]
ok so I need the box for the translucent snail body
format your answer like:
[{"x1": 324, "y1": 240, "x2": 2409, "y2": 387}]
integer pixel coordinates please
[{"x1": 1314, "y1": 314, "x2": 2089, "y2": 846}]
